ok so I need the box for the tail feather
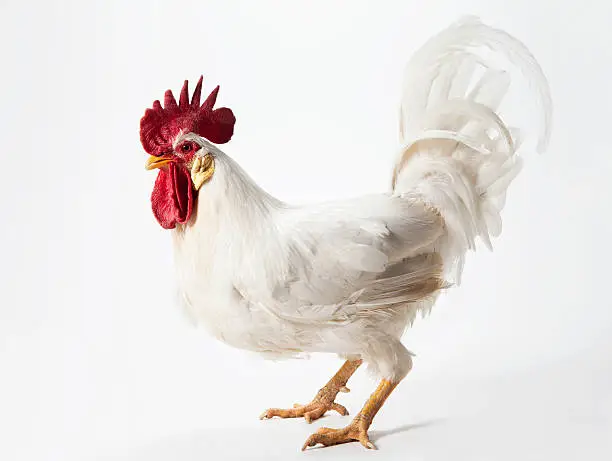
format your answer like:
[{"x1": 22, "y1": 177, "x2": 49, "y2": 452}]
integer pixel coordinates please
[
  {"x1": 393, "y1": 16, "x2": 552, "y2": 284},
  {"x1": 398, "y1": 15, "x2": 552, "y2": 153}
]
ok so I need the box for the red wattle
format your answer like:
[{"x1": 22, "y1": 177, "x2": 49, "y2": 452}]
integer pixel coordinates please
[{"x1": 151, "y1": 163, "x2": 194, "y2": 229}]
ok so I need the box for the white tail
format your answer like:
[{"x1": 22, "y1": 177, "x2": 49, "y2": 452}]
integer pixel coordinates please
[{"x1": 392, "y1": 16, "x2": 552, "y2": 284}]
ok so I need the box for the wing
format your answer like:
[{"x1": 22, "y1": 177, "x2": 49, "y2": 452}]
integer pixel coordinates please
[{"x1": 236, "y1": 193, "x2": 445, "y2": 325}]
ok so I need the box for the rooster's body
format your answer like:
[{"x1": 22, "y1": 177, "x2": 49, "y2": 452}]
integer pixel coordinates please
[{"x1": 141, "y1": 17, "x2": 552, "y2": 450}]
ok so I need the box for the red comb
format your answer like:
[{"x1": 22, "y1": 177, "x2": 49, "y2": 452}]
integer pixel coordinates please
[{"x1": 140, "y1": 76, "x2": 236, "y2": 156}]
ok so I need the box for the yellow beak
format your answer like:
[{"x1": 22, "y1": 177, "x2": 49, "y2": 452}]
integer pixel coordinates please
[{"x1": 145, "y1": 154, "x2": 174, "y2": 170}]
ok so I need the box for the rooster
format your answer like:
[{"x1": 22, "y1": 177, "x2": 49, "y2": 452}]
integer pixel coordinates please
[{"x1": 140, "y1": 17, "x2": 551, "y2": 451}]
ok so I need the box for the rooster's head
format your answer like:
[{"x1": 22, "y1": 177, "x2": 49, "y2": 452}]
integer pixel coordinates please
[{"x1": 140, "y1": 76, "x2": 235, "y2": 229}]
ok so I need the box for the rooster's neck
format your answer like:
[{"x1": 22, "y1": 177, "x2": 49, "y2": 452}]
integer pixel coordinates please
[
  {"x1": 177, "y1": 152, "x2": 284, "y2": 237},
  {"x1": 216, "y1": 153, "x2": 284, "y2": 216}
]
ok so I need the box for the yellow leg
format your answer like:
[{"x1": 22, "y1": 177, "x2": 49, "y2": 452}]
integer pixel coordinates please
[
  {"x1": 302, "y1": 378, "x2": 399, "y2": 450},
  {"x1": 260, "y1": 359, "x2": 362, "y2": 423}
]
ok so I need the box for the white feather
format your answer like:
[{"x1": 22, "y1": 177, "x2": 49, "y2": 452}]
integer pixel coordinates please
[{"x1": 169, "y1": 17, "x2": 552, "y2": 380}]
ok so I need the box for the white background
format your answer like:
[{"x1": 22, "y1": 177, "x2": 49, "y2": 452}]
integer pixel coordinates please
[{"x1": 1, "y1": 1, "x2": 611, "y2": 460}]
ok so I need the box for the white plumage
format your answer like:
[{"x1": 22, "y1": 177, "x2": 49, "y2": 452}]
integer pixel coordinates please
[{"x1": 170, "y1": 16, "x2": 552, "y2": 383}]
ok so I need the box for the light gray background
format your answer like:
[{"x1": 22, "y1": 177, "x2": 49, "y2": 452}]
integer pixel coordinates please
[{"x1": 1, "y1": 1, "x2": 611, "y2": 460}]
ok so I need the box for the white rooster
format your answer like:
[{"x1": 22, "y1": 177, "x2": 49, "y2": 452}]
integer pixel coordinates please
[{"x1": 140, "y1": 16, "x2": 552, "y2": 450}]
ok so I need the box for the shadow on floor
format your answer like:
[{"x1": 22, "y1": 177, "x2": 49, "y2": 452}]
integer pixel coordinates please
[{"x1": 370, "y1": 418, "x2": 446, "y2": 442}]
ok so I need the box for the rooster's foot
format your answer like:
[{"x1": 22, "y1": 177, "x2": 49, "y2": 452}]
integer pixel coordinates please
[
  {"x1": 260, "y1": 359, "x2": 362, "y2": 423},
  {"x1": 259, "y1": 389, "x2": 349, "y2": 423},
  {"x1": 301, "y1": 418, "x2": 375, "y2": 450}
]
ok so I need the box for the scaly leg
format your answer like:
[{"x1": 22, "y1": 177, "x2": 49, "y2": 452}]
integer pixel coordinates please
[
  {"x1": 302, "y1": 378, "x2": 399, "y2": 450},
  {"x1": 260, "y1": 359, "x2": 362, "y2": 423}
]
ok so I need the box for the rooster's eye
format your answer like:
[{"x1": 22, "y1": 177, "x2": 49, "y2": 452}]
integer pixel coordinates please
[{"x1": 182, "y1": 143, "x2": 192, "y2": 152}]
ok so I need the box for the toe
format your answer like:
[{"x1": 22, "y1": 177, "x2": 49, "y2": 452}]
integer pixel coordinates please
[
  {"x1": 260, "y1": 407, "x2": 304, "y2": 419},
  {"x1": 360, "y1": 438, "x2": 376, "y2": 450},
  {"x1": 302, "y1": 434, "x2": 319, "y2": 451},
  {"x1": 356, "y1": 427, "x2": 375, "y2": 449},
  {"x1": 315, "y1": 427, "x2": 335, "y2": 434},
  {"x1": 304, "y1": 406, "x2": 326, "y2": 423},
  {"x1": 302, "y1": 428, "x2": 334, "y2": 450},
  {"x1": 331, "y1": 402, "x2": 348, "y2": 416},
  {"x1": 361, "y1": 440, "x2": 376, "y2": 450}
]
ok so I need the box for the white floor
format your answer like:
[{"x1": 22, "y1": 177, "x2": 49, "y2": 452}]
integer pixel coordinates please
[{"x1": 99, "y1": 345, "x2": 611, "y2": 461}]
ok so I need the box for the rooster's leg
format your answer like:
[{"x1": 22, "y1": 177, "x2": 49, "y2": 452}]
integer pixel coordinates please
[
  {"x1": 302, "y1": 378, "x2": 399, "y2": 450},
  {"x1": 259, "y1": 359, "x2": 362, "y2": 423}
]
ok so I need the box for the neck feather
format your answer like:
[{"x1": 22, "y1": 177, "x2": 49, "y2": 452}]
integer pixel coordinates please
[{"x1": 176, "y1": 151, "x2": 284, "y2": 236}]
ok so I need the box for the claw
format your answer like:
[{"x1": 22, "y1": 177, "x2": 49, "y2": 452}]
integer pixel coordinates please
[
  {"x1": 301, "y1": 437, "x2": 314, "y2": 451},
  {"x1": 364, "y1": 440, "x2": 376, "y2": 450},
  {"x1": 331, "y1": 403, "x2": 348, "y2": 416}
]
